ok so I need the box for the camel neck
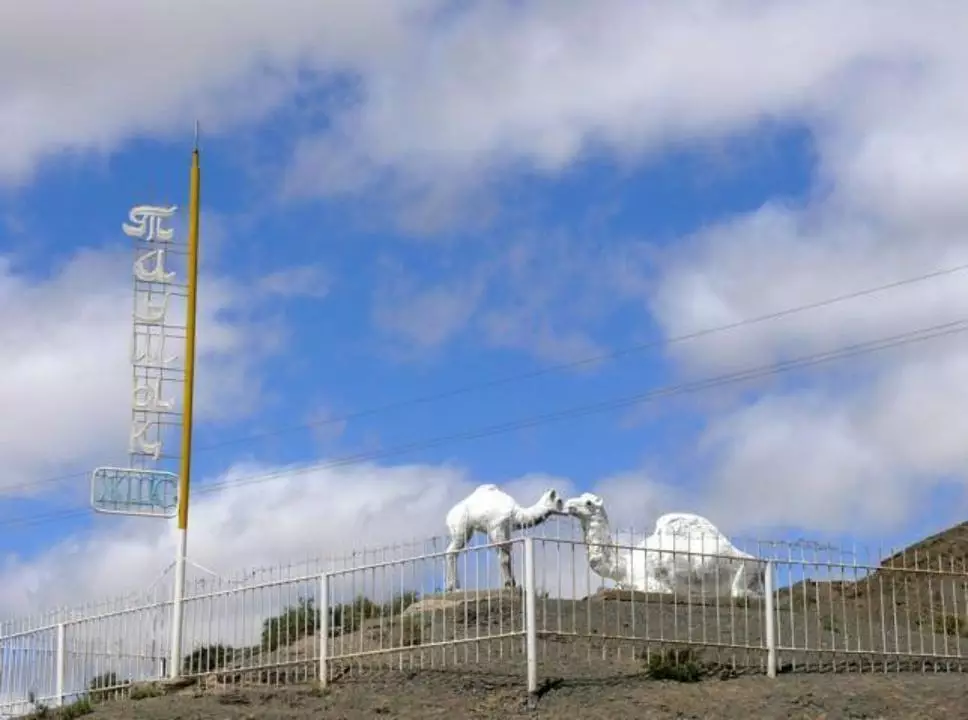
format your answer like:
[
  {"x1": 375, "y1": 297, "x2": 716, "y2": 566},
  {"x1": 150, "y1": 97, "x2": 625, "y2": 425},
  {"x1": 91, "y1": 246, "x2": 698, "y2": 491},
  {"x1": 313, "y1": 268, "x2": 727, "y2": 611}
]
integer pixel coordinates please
[{"x1": 511, "y1": 504, "x2": 550, "y2": 529}]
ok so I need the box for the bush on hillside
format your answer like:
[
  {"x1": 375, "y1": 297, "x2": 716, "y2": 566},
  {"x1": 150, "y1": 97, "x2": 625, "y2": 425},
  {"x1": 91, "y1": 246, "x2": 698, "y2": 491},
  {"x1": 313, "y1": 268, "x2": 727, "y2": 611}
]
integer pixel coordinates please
[
  {"x1": 382, "y1": 591, "x2": 420, "y2": 616},
  {"x1": 87, "y1": 672, "x2": 130, "y2": 703},
  {"x1": 262, "y1": 591, "x2": 421, "y2": 651},
  {"x1": 183, "y1": 644, "x2": 235, "y2": 674},
  {"x1": 262, "y1": 597, "x2": 320, "y2": 651},
  {"x1": 644, "y1": 647, "x2": 704, "y2": 682}
]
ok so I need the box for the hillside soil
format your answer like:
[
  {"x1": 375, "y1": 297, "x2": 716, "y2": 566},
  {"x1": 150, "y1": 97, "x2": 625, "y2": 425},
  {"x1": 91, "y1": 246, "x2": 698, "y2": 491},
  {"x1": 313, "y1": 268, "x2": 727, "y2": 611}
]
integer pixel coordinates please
[{"x1": 60, "y1": 671, "x2": 968, "y2": 720}]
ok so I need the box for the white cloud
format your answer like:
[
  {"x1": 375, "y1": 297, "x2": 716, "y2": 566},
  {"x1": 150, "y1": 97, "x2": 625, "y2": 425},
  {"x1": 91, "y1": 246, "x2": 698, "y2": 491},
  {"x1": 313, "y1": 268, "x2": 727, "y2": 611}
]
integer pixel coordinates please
[
  {"x1": 257, "y1": 264, "x2": 331, "y2": 299},
  {"x1": 0, "y1": 462, "x2": 603, "y2": 716},
  {"x1": 0, "y1": 247, "x2": 290, "y2": 495},
  {"x1": 286, "y1": 3, "x2": 963, "y2": 210},
  {"x1": 3, "y1": 2, "x2": 961, "y2": 213},
  {"x1": 371, "y1": 256, "x2": 490, "y2": 355},
  {"x1": 0, "y1": 460, "x2": 714, "y2": 622},
  {"x1": 649, "y1": 207, "x2": 968, "y2": 373},
  {"x1": 635, "y1": 4, "x2": 968, "y2": 534},
  {"x1": 370, "y1": 235, "x2": 633, "y2": 363},
  {"x1": 694, "y1": 337, "x2": 968, "y2": 537},
  {"x1": 0, "y1": 0, "x2": 445, "y2": 185},
  {"x1": 0, "y1": 462, "x2": 587, "y2": 616}
]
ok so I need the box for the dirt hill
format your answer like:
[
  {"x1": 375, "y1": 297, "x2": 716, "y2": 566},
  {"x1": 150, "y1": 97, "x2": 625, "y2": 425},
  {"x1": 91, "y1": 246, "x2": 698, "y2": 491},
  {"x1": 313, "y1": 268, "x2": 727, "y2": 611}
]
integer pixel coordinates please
[{"x1": 879, "y1": 521, "x2": 968, "y2": 572}]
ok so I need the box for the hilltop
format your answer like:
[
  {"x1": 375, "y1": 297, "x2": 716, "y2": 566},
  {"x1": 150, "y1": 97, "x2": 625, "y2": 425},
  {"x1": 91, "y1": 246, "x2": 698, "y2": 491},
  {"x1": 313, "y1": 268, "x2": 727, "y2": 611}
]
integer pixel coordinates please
[{"x1": 879, "y1": 521, "x2": 968, "y2": 572}]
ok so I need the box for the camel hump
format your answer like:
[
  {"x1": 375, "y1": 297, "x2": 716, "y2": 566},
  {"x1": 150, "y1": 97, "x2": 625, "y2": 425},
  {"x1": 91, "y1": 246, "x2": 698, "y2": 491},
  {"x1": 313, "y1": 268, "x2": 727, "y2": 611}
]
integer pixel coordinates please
[
  {"x1": 655, "y1": 513, "x2": 723, "y2": 538},
  {"x1": 475, "y1": 483, "x2": 500, "y2": 493}
]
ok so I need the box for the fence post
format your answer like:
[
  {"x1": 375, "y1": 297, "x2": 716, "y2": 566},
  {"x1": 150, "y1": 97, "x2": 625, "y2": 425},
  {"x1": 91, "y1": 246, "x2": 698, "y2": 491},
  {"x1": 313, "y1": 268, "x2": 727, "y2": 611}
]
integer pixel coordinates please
[
  {"x1": 523, "y1": 537, "x2": 537, "y2": 704},
  {"x1": 318, "y1": 573, "x2": 330, "y2": 687},
  {"x1": 55, "y1": 623, "x2": 66, "y2": 707},
  {"x1": 764, "y1": 560, "x2": 777, "y2": 678}
]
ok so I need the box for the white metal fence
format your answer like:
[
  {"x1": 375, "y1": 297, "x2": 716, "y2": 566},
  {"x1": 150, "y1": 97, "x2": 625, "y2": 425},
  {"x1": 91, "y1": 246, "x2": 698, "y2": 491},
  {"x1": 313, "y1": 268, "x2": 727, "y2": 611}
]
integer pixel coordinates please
[{"x1": 2, "y1": 530, "x2": 966, "y2": 715}]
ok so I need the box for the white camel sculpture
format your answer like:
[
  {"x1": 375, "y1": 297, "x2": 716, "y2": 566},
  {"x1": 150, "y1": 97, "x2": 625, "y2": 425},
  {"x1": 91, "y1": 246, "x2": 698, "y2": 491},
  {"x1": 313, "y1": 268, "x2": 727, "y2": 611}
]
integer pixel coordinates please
[
  {"x1": 563, "y1": 493, "x2": 766, "y2": 599},
  {"x1": 444, "y1": 483, "x2": 564, "y2": 592}
]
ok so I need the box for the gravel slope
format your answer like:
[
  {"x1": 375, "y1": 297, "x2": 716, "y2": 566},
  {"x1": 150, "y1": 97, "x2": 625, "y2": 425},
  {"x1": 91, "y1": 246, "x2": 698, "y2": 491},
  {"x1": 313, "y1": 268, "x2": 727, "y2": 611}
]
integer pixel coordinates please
[{"x1": 61, "y1": 671, "x2": 968, "y2": 720}]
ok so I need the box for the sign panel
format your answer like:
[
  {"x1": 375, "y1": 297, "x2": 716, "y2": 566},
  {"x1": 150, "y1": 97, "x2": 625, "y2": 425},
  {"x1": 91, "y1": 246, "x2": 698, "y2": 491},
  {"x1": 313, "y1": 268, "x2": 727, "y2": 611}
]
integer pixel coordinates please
[
  {"x1": 91, "y1": 466, "x2": 178, "y2": 518},
  {"x1": 126, "y1": 204, "x2": 185, "y2": 467},
  {"x1": 91, "y1": 203, "x2": 187, "y2": 516}
]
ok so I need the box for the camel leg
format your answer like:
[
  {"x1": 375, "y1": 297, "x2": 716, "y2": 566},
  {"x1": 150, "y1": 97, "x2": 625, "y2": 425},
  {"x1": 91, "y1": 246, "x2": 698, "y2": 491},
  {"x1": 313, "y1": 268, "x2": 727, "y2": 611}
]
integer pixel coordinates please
[
  {"x1": 746, "y1": 562, "x2": 767, "y2": 598},
  {"x1": 497, "y1": 543, "x2": 515, "y2": 588},
  {"x1": 445, "y1": 530, "x2": 471, "y2": 592},
  {"x1": 730, "y1": 561, "x2": 748, "y2": 599}
]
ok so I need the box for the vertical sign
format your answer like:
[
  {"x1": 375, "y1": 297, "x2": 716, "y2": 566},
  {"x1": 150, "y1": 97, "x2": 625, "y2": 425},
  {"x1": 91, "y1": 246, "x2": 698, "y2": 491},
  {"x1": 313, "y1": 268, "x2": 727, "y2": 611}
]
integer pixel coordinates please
[
  {"x1": 127, "y1": 205, "x2": 184, "y2": 466},
  {"x1": 91, "y1": 205, "x2": 184, "y2": 517}
]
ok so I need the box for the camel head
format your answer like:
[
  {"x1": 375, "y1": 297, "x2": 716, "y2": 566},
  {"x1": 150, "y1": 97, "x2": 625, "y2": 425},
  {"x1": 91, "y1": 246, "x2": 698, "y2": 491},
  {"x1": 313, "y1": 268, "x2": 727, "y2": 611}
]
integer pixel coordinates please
[
  {"x1": 510, "y1": 487, "x2": 565, "y2": 529},
  {"x1": 563, "y1": 492, "x2": 626, "y2": 584},
  {"x1": 537, "y1": 488, "x2": 565, "y2": 514},
  {"x1": 563, "y1": 492, "x2": 607, "y2": 524}
]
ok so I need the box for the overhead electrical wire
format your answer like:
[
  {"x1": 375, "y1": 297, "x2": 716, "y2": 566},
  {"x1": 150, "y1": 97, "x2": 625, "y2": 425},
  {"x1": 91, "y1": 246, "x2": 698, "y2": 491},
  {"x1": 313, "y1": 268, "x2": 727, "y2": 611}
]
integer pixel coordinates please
[
  {"x1": 3, "y1": 314, "x2": 966, "y2": 531},
  {"x1": 5, "y1": 258, "x2": 968, "y2": 498}
]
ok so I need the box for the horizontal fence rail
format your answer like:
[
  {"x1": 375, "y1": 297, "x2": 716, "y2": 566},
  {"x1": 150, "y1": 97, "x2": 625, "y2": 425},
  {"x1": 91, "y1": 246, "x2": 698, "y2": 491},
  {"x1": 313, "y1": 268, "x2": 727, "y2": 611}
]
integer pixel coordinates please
[{"x1": 2, "y1": 525, "x2": 967, "y2": 715}]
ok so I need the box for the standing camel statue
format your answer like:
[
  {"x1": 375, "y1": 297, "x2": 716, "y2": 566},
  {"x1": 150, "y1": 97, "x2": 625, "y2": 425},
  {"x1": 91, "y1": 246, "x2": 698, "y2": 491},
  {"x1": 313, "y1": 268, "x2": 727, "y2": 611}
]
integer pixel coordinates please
[
  {"x1": 444, "y1": 484, "x2": 564, "y2": 592},
  {"x1": 563, "y1": 493, "x2": 765, "y2": 599}
]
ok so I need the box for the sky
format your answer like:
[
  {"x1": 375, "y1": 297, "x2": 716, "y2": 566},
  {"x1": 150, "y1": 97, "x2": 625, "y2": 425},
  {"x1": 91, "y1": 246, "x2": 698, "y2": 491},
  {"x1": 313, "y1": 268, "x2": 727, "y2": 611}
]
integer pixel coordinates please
[{"x1": 2, "y1": 0, "x2": 968, "y2": 620}]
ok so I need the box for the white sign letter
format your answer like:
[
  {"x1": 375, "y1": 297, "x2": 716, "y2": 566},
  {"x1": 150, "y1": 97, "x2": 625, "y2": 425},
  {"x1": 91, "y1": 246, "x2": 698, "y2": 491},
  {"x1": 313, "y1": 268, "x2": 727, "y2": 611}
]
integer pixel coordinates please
[
  {"x1": 134, "y1": 249, "x2": 176, "y2": 284},
  {"x1": 133, "y1": 378, "x2": 174, "y2": 412},
  {"x1": 130, "y1": 421, "x2": 162, "y2": 459},
  {"x1": 123, "y1": 205, "x2": 177, "y2": 243},
  {"x1": 134, "y1": 292, "x2": 170, "y2": 325},
  {"x1": 132, "y1": 333, "x2": 179, "y2": 366}
]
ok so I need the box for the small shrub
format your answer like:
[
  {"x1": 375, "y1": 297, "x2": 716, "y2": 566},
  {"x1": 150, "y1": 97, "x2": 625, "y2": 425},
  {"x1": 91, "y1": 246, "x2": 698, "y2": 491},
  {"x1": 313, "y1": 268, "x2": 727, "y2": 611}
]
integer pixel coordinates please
[
  {"x1": 308, "y1": 680, "x2": 330, "y2": 697},
  {"x1": 24, "y1": 697, "x2": 94, "y2": 719},
  {"x1": 57, "y1": 698, "x2": 94, "y2": 719},
  {"x1": 87, "y1": 672, "x2": 129, "y2": 703},
  {"x1": 183, "y1": 644, "x2": 235, "y2": 674},
  {"x1": 335, "y1": 595, "x2": 381, "y2": 634},
  {"x1": 397, "y1": 617, "x2": 425, "y2": 647},
  {"x1": 919, "y1": 613, "x2": 968, "y2": 638},
  {"x1": 262, "y1": 597, "x2": 320, "y2": 651},
  {"x1": 645, "y1": 647, "x2": 704, "y2": 682},
  {"x1": 25, "y1": 699, "x2": 49, "y2": 719},
  {"x1": 262, "y1": 592, "x2": 422, "y2": 651},
  {"x1": 128, "y1": 683, "x2": 166, "y2": 701},
  {"x1": 382, "y1": 591, "x2": 419, "y2": 616}
]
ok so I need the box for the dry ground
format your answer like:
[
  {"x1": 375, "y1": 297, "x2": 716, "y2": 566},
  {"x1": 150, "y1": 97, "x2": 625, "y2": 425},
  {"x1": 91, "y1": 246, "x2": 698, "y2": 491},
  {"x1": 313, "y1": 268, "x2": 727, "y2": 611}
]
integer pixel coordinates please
[{"x1": 36, "y1": 670, "x2": 968, "y2": 719}]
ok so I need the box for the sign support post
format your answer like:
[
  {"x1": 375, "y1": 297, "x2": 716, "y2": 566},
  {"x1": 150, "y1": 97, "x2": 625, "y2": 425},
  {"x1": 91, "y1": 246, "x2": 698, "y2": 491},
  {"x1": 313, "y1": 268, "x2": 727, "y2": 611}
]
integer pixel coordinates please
[{"x1": 170, "y1": 128, "x2": 201, "y2": 679}]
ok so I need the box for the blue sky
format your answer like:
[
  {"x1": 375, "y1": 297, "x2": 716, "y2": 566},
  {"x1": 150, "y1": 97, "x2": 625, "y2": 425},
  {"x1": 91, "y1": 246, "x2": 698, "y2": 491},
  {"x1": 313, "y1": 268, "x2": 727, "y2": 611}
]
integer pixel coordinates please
[
  {"x1": 4, "y1": 123, "x2": 810, "y2": 513},
  {"x1": 1, "y1": 1, "x2": 967, "y2": 615}
]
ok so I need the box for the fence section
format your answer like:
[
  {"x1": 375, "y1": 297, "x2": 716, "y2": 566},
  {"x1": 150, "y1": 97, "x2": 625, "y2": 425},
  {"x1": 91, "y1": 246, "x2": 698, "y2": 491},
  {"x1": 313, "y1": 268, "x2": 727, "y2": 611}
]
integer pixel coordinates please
[
  {"x1": 771, "y1": 541, "x2": 968, "y2": 671},
  {"x1": 528, "y1": 533, "x2": 968, "y2": 678},
  {"x1": 320, "y1": 538, "x2": 528, "y2": 681},
  {"x1": 2, "y1": 529, "x2": 968, "y2": 715},
  {"x1": 529, "y1": 535, "x2": 776, "y2": 681}
]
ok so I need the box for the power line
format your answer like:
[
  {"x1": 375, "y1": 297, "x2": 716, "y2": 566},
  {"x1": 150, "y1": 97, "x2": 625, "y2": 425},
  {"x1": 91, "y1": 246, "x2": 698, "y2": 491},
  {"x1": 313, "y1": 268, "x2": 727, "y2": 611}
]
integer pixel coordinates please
[
  {"x1": 6, "y1": 258, "x2": 968, "y2": 497},
  {"x1": 4, "y1": 315, "x2": 966, "y2": 531}
]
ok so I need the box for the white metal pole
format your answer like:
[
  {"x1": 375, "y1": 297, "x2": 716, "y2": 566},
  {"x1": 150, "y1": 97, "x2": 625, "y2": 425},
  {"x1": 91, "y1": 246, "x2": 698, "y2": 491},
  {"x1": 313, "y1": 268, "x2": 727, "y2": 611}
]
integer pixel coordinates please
[
  {"x1": 168, "y1": 528, "x2": 188, "y2": 678},
  {"x1": 55, "y1": 623, "x2": 66, "y2": 707},
  {"x1": 523, "y1": 537, "x2": 537, "y2": 702},
  {"x1": 319, "y1": 573, "x2": 330, "y2": 687},
  {"x1": 764, "y1": 559, "x2": 777, "y2": 678}
]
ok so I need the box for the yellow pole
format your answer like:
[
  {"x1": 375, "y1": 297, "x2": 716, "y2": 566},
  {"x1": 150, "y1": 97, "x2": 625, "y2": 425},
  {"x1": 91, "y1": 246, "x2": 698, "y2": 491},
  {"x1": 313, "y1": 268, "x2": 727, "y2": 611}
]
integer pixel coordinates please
[
  {"x1": 170, "y1": 127, "x2": 200, "y2": 679},
  {"x1": 178, "y1": 135, "x2": 201, "y2": 531}
]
